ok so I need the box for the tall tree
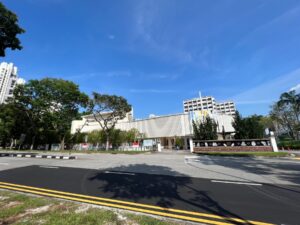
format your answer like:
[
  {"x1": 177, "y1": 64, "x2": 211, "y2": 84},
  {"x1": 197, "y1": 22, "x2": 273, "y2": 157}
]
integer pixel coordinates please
[
  {"x1": 193, "y1": 117, "x2": 218, "y2": 140},
  {"x1": 232, "y1": 111, "x2": 265, "y2": 139},
  {"x1": 270, "y1": 91, "x2": 300, "y2": 140},
  {"x1": 13, "y1": 78, "x2": 89, "y2": 150},
  {"x1": 0, "y1": 2, "x2": 25, "y2": 56},
  {"x1": 89, "y1": 93, "x2": 131, "y2": 150}
]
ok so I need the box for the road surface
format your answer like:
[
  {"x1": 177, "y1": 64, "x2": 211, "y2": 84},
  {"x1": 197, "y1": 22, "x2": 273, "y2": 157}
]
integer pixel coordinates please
[{"x1": 0, "y1": 164, "x2": 300, "y2": 225}]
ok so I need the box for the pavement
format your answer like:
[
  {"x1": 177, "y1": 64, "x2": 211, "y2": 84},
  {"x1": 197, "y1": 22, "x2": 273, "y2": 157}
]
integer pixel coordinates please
[{"x1": 0, "y1": 152, "x2": 300, "y2": 224}]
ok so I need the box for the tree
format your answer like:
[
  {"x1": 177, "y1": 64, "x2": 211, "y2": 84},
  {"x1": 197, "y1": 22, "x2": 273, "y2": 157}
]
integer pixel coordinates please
[
  {"x1": 270, "y1": 90, "x2": 300, "y2": 140},
  {"x1": 0, "y1": 2, "x2": 25, "y2": 56},
  {"x1": 193, "y1": 117, "x2": 218, "y2": 140},
  {"x1": 89, "y1": 93, "x2": 131, "y2": 150},
  {"x1": 13, "y1": 78, "x2": 89, "y2": 150},
  {"x1": 232, "y1": 111, "x2": 246, "y2": 139},
  {"x1": 232, "y1": 111, "x2": 265, "y2": 139},
  {"x1": 0, "y1": 102, "x2": 28, "y2": 148}
]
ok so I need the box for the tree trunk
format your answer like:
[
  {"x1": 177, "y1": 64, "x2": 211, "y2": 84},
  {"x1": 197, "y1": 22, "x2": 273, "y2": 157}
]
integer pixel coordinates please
[
  {"x1": 60, "y1": 137, "x2": 65, "y2": 151},
  {"x1": 9, "y1": 138, "x2": 13, "y2": 150},
  {"x1": 106, "y1": 136, "x2": 110, "y2": 151},
  {"x1": 30, "y1": 136, "x2": 36, "y2": 150}
]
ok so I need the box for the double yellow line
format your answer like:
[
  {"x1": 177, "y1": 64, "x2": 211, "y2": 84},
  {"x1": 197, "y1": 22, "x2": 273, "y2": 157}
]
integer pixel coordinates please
[{"x1": 0, "y1": 181, "x2": 273, "y2": 225}]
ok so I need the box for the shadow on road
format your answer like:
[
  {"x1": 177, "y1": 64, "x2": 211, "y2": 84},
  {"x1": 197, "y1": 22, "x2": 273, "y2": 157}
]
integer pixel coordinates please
[
  {"x1": 88, "y1": 164, "x2": 256, "y2": 224},
  {"x1": 194, "y1": 156, "x2": 300, "y2": 186}
]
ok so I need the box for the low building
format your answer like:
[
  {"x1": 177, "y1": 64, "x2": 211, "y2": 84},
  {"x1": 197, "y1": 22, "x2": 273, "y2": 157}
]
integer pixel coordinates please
[{"x1": 71, "y1": 110, "x2": 235, "y2": 150}]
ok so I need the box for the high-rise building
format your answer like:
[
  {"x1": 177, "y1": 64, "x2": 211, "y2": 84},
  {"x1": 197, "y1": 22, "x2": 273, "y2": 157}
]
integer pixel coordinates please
[
  {"x1": 183, "y1": 96, "x2": 236, "y2": 115},
  {"x1": 0, "y1": 62, "x2": 23, "y2": 104}
]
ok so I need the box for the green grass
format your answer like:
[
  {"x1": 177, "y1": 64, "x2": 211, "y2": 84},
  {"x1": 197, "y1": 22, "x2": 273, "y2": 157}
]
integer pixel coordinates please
[
  {"x1": 0, "y1": 190, "x2": 180, "y2": 225},
  {"x1": 195, "y1": 152, "x2": 289, "y2": 157}
]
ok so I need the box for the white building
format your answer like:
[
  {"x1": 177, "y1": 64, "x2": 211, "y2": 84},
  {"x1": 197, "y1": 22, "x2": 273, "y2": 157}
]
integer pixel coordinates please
[
  {"x1": 183, "y1": 96, "x2": 236, "y2": 115},
  {"x1": 0, "y1": 62, "x2": 24, "y2": 104},
  {"x1": 71, "y1": 110, "x2": 235, "y2": 150}
]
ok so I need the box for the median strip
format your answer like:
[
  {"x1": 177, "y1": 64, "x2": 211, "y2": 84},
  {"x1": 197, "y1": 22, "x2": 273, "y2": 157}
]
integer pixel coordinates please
[
  {"x1": 0, "y1": 181, "x2": 273, "y2": 225},
  {"x1": 211, "y1": 180, "x2": 262, "y2": 186}
]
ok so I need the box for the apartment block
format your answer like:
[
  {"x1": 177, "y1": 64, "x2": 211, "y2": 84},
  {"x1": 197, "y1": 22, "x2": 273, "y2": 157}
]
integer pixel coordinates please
[
  {"x1": 183, "y1": 96, "x2": 236, "y2": 115},
  {"x1": 0, "y1": 62, "x2": 21, "y2": 104}
]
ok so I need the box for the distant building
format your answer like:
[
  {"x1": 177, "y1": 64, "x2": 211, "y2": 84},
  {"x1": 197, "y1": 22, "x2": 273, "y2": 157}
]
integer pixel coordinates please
[
  {"x1": 183, "y1": 96, "x2": 236, "y2": 116},
  {"x1": 0, "y1": 62, "x2": 24, "y2": 104},
  {"x1": 71, "y1": 109, "x2": 235, "y2": 150}
]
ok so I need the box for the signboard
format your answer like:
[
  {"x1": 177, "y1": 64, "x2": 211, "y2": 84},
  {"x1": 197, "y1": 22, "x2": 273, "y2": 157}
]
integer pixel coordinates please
[{"x1": 143, "y1": 139, "x2": 153, "y2": 147}]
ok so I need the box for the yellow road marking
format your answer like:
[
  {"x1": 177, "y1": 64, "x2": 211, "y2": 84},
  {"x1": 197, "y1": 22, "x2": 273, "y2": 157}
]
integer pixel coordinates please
[
  {"x1": 0, "y1": 184, "x2": 232, "y2": 225},
  {"x1": 0, "y1": 181, "x2": 274, "y2": 225}
]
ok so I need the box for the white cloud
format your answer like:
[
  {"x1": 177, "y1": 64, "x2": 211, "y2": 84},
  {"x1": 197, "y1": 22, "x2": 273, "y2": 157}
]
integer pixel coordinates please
[
  {"x1": 290, "y1": 83, "x2": 300, "y2": 92},
  {"x1": 17, "y1": 78, "x2": 26, "y2": 85},
  {"x1": 232, "y1": 67, "x2": 300, "y2": 105}
]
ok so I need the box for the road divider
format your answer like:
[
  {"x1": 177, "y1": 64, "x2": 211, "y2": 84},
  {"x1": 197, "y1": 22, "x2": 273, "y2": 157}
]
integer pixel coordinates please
[
  {"x1": 211, "y1": 180, "x2": 262, "y2": 186},
  {"x1": 0, "y1": 181, "x2": 273, "y2": 225},
  {"x1": 0, "y1": 152, "x2": 76, "y2": 160}
]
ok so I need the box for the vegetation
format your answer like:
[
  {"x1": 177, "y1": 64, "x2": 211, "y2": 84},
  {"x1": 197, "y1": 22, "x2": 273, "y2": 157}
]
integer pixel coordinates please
[
  {"x1": 270, "y1": 90, "x2": 300, "y2": 140},
  {"x1": 86, "y1": 128, "x2": 143, "y2": 149},
  {"x1": 89, "y1": 92, "x2": 132, "y2": 150},
  {"x1": 232, "y1": 111, "x2": 265, "y2": 139},
  {"x1": 0, "y1": 77, "x2": 138, "y2": 151},
  {"x1": 278, "y1": 140, "x2": 300, "y2": 150},
  {"x1": 0, "y1": 2, "x2": 25, "y2": 56},
  {"x1": 0, "y1": 190, "x2": 179, "y2": 225},
  {"x1": 193, "y1": 117, "x2": 218, "y2": 140}
]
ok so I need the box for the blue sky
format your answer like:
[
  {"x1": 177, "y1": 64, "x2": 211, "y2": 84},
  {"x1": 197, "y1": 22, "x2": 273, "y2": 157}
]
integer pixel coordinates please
[{"x1": 2, "y1": 0, "x2": 300, "y2": 118}]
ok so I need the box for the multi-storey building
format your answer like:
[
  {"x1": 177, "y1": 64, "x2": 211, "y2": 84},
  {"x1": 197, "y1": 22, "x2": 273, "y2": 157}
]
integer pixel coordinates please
[
  {"x1": 183, "y1": 96, "x2": 236, "y2": 115},
  {"x1": 0, "y1": 62, "x2": 23, "y2": 104},
  {"x1": 215, "y1": 101, "x2": 236, "y2": 116}
]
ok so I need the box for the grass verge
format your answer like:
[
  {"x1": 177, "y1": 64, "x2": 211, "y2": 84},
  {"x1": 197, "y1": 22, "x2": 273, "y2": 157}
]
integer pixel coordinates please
[
  {"x1": 0, "y1": 190, "x2": 181, "y2": 225},
  {"x1": 195, "y1": 152, "x2": 289, "y2": 157}
]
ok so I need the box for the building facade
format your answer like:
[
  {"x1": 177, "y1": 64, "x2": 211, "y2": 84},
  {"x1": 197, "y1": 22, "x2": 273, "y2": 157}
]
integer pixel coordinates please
[
  {"x1": 0, "y1": 62, "x2": 23, "y2": 104},
  {"x1": 183, "y1": 96, "x2": 236, "y2": 115},
  {"x1": 71, "y1": 110, "x2": 235, "y2": 150}
]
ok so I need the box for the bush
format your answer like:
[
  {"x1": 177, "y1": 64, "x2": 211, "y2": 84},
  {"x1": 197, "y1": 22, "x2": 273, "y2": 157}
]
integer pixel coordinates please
[{"x1": 278, "y1": 140, "x2": 300, "y2": 150}]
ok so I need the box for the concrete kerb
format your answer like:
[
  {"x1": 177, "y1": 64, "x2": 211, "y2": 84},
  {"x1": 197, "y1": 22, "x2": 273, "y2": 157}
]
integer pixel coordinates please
[{"x1": 0, "y1": 152, "x2": 76, "y2": 160}]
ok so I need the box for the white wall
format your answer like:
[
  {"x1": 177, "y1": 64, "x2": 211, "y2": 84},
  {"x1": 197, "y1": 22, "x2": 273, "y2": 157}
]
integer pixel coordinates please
[{"x1": 71, "y1": 112, "x2": 235, "y2": 139}]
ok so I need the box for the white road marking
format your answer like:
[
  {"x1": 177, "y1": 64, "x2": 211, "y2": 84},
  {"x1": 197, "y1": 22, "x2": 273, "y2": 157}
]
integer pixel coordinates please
[
  {"x1": 39, "y1": 166, "x2": 59, "y2": 169},
  {"x1": 104, "y1": 171, "x2": 135, "y2": 176},
  {"x1": 0, "y1": 163, "x2": 9, "y2": 165},
  {"x1": 211, "y1": 180, "x2": 262, "y2": 186}
]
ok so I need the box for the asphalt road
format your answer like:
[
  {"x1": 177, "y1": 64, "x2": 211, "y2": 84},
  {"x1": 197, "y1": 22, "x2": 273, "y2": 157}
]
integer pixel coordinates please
[{"x1": 0, "y1": 165, "x2": 300, "y2": 224}]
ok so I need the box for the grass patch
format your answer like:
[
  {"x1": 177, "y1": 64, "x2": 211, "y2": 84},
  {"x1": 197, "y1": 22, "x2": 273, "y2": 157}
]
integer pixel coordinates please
[
  {"x1": 126, "y1": 213, "x2": 179, "y2": 225},
  {"x1": 0, "y1": 190, "x2": 181, "y2": 225},
  {"x1": 195, "y1": 152, "x2": 289, "y2": 157}
]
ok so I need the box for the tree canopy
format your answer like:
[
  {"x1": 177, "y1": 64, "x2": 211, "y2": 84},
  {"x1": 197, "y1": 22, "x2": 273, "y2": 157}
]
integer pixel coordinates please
[
  {"x1": 193, "y1": 117, "x2": 218, "y2": 140},
  {"x1": 0, "y1": 78, "x2": 89, "y2": 149},
  {"x1": 232, "y1": 111, "x2": 265, "y2": 139},
  {"x1": 89, "y1": 92, "x2": 131, "y2": 150},
  {"x1": 271, "y1": 90, "x2": 300, "y2": 140},
  {"x1": 0, "y1": 2, "x2": 25, "y2": 56}
]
